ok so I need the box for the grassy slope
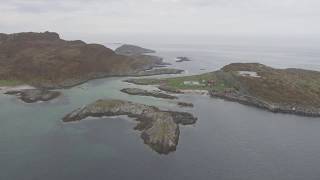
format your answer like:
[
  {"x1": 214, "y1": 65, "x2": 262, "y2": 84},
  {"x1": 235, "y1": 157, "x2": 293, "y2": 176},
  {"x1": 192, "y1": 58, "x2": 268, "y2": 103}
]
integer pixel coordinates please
[
  {"x1": 222, "y1": 63, "x2": 320, "y2": 107},
  {"x1": 0, "y1": 79, "x2": 23, "y2": 86}
]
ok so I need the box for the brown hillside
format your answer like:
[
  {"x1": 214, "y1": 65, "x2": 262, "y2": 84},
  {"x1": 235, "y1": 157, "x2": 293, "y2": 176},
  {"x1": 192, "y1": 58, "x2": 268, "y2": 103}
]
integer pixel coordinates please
[{"x1": 0, "y1": 32, "x2": 162, "y2": 88}]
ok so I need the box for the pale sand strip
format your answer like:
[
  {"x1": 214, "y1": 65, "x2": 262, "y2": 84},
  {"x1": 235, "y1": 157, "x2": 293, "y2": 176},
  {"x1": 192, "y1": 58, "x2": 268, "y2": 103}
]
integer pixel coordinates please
[{"x1": 0, "y1": 85, "x2": 36, "y2": 93}]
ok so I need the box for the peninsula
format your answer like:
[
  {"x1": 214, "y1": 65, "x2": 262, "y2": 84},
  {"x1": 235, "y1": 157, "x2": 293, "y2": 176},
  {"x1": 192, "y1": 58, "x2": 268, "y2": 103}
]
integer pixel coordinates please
[
  {"x1": 121, "y1": 88, "x2": 178, "y2": 99},
  {"x1": 126, "y1": 63, "x2": 320, "y2": 117}
]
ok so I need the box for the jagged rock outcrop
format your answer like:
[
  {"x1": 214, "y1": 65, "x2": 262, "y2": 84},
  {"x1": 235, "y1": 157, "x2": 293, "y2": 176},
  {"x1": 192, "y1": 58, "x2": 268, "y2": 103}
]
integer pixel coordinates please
[
  {"x1": 141, "y1": 112, "x2": 179, "y2": 154},
  {"x1": 5, "y1": 89, "x2": 61, "y2": 103},
  {"x1": 63, "y1": 99, "x2": 197, "y2": 154}
]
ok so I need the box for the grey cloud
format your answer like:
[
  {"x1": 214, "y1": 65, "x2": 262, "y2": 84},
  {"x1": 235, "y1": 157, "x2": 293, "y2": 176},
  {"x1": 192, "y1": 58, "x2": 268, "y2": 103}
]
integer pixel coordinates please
[{"x1": 0, "y1": 0, "x2": 319, "y2": 37}]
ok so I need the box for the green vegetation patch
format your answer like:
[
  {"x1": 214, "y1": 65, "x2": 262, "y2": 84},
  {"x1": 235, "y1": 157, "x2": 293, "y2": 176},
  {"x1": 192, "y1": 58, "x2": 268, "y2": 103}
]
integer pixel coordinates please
[
  {"x1": 0, "y1": 79, "x2": 23, "y2": 86},
  {"x1": 128, "y1": 71, "x2": 239, "y2": 92},
  {"x1": 164, "y1": 72, "x2": 239, "y2": 93}
]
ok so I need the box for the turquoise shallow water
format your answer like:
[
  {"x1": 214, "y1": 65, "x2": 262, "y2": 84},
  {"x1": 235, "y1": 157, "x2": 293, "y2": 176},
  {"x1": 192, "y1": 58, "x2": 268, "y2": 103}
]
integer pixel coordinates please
[{"x1": 1, "y1": 42, "x2": 320, "y2": 180}]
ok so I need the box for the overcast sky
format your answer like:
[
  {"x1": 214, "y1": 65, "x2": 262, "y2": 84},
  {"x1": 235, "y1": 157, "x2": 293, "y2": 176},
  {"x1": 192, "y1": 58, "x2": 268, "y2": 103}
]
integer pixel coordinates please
[{"x1": 1, "y1": 0, "x2": 320, "y2": 38}]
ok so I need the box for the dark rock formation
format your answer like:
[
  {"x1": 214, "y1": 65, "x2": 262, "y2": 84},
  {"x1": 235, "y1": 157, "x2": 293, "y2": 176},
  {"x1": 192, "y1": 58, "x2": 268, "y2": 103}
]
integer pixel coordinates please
[
  {"x1": 140, "y1": 113, "x2": 180, "y2": 154},
  {"x1": 177, "y1": 102, "x2": 194, "y2": 108},
  {"x1": 5, "y1": 89, "x2": 61, "y2": 103},
  {"x1": 121, "y1": 88, "x2": 177, "y2": 99},
  {"x1": 176, "y1": 57, "x2": 192, "y2": 63},
  {"x1": 63, "y1": 99, "x2": 197, "y2": 154},
  {"x1": 166, "y1": 111, "x2": 197, "y2": 125}
]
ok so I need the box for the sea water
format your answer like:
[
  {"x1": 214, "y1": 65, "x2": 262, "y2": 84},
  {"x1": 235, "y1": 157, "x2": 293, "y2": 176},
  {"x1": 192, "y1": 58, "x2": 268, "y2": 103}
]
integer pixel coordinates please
[{"x1": 1, "y1": 37, "x2": 320, "y2": 180}]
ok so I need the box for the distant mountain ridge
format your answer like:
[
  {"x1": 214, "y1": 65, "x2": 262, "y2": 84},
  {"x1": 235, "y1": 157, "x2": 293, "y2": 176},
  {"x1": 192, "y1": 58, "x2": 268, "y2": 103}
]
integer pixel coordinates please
[{"x1": 0, "y1": 31, "x2": 60, "y2": 42}]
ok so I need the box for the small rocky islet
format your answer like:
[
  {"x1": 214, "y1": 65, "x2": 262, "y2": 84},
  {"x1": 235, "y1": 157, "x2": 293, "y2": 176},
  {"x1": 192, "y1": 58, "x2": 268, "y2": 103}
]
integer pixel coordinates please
[
  {"x1": 63, "y1": 99, "x2": 197, "y2": 154},
  {"x1": 5, "y1": 89, "x2": 61, "y2": 103}
]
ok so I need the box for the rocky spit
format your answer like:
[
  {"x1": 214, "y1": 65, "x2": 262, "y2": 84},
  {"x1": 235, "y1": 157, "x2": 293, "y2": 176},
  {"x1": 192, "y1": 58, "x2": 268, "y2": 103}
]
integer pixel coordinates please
[
  {"x1": 121, "y1": 88, "x2": 178, "y2": 100},
  {"x1": 134, "y1": 68, "x2": 184, "y2": 77},
  {"x1": 63, "y1": 99, "x2": 197, "y2": 154},
  {"x1": 5, "y1": 89, "x2": 61, "y2": 103}
]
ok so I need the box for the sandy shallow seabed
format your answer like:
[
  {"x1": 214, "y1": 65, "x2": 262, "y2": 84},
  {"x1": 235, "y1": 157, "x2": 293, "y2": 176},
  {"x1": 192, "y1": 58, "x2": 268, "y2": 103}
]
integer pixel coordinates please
[{"x1": 0, "y1": 85, "x2": 36, "y2": 93}]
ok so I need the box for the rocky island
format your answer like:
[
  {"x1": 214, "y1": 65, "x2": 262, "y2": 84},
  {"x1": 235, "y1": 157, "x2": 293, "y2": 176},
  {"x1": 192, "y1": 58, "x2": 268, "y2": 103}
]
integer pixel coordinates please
[
  {"x1": 126, "y1": 63, "x2": 320, "y2": 117},
  {"x1": 63, "y1": 99, "x2": 197, "y2": 154},
  {"x1": 121, "y1": 88, "x2": 178, "y2": 99}
]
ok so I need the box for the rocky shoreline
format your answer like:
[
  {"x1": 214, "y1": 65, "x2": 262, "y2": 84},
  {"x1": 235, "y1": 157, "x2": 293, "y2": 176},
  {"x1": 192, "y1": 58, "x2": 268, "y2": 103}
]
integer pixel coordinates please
[
  {"x1": 63, "y1": 99, "x2": 197, "y2": 154},
  {"x1": 121, "y1": 88, "x2": 178, "y2": 99},
  {"x1": 210, "y1": 90, "x2": 320, "y2": 117}
]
